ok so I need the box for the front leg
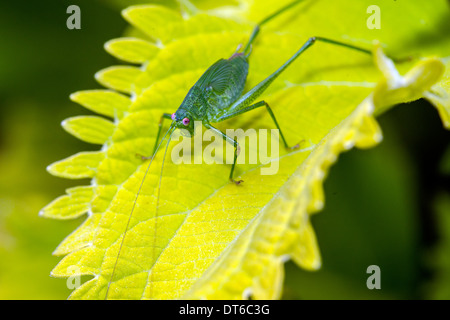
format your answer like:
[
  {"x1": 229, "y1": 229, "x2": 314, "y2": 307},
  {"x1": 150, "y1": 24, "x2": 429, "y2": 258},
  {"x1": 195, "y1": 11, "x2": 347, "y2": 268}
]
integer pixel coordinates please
[
  {"x1": 138, "y1": 113, "x2": 173, "y2": 160},
  {"x1": 153, "y1": 113, "x2": 173, "y2": 155},
  {"x1": 204, "y1": 123, "x2": 243, "y2": 185}
]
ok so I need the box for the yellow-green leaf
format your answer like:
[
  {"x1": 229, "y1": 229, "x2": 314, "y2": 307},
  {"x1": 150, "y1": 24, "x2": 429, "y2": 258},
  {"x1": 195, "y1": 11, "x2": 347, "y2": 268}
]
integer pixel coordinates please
[
  {"x1": 424, "y1": 58, "x2": 450, "y2": 128},
  {"x1": 122, "y1": 5, "x2": 183, "y2": 43},
  {"x1": 62, "y1": 116, "x2": 116, "y2": 145},
  {"x1": 40, "y1": 186, "x2": 94, "y2": 220},
  {"x1": 105, "y1": 37, "x2": 161, "y2": 64},
  {"x1": 70, "y1": 90, "x2": 131, "y2": 119},
  {"x1": 44, "y1": 0, "x2": 450, "y2": 299},
  {"x1": 95, "y1": 66, "x2": 144, "y2": 94},
  {"x1": 47, "y1": 151, "x2": 105, "y2": 179}
]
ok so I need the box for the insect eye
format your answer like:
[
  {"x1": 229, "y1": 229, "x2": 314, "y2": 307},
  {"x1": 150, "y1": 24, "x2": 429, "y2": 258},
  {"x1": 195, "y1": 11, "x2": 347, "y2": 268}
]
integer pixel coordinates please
[
  {"x1": 182, "y1": 117, "x2": 190, "y2": 126},
  {"x1": 171, "y1": 113, "x2": 176, "y2": 121}
]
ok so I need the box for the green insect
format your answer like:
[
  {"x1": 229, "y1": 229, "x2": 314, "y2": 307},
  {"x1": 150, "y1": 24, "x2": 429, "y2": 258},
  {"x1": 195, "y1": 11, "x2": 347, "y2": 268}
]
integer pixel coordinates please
[
  {"x1": 105, "y1": 0, "x2": 374, "y2": 298},
  {"x1": 148, "y1": 1, "x2": 373, "y2": 185}
]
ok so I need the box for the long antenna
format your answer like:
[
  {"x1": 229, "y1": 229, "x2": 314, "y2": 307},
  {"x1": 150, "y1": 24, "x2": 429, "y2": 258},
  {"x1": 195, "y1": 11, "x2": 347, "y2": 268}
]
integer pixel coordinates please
[
  {"x1": 149, "y1": 125, "x2": 176, "y2": 298},
  {"x1": 105, "y1": 123, "x2": 175, "y2": 299},
  {"x1": 243, "y1": 0, "x2": 304, "y2": 55}
]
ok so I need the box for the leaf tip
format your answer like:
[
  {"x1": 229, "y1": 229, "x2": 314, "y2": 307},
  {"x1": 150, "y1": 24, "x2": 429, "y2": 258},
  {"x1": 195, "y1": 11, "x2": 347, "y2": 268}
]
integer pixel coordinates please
[
  {"x1": 61, "y1": 118, "x2": 68, "y2": 129},
  {"x1": 46, "y1": 163, "x2": 55, "y2": 175},
  {"x1": 38, "y1": 208, "x2": 46, "y2": 218},
  {"x1": 103, "y1": 39, "x2": 115, "y2": 56},
  {"x1": 69, "y1": 92, "x2": 78, "y2": 102}
]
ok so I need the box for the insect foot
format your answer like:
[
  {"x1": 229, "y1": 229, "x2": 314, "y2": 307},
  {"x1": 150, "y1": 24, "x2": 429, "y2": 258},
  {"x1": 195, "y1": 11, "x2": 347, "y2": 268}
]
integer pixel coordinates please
[
  {"x1": 287, "y1": 139, "x2": 305, "y2": 150},
  {"x1": 230, "y1": 178, "x2": 244, "y2": 186},
  {"x1": 136, "y1": 153, "x2": 151, "y2": 161}
]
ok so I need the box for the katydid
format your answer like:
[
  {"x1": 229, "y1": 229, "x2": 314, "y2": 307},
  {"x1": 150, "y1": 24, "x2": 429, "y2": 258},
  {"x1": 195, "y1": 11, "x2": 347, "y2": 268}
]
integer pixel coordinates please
[
  {"x1": 105, "y1": 0, "x2": 374, "y2": 298},
  {"x1": 149, "y1": 3, "x2": 373, "y2": 185}
]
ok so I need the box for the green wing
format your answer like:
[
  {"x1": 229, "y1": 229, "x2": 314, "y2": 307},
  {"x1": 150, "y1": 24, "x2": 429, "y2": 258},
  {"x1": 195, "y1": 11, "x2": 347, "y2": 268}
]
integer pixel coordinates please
[{"x1": 196, "y1": 58, "x2": 232, "y2": 94}]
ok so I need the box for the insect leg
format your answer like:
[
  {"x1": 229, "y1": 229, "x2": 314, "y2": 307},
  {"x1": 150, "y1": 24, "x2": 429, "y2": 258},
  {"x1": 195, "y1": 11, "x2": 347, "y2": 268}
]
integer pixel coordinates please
[
  {"x1": 215, "y1": 100, "x2": 296, "y2": 150},
  {"x1": 139, "y1": 113, "x2": 172, "y2": 160},
  {"x1": 153, "y1": 113, "x2": 173, "y2": 155},
  {"x1": 232, "y1": 37, "x2": 373, "y2": 112},
  {"x1": 203, "y1": 123, "x2": 243, "y2": 185}
]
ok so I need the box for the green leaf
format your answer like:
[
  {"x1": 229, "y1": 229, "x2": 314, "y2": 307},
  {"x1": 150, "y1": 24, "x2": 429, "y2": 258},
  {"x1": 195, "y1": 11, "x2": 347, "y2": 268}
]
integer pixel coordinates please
[
  {"x1": 70, "y1": 90, "x2": 131, "y2": 119},
  {"x1": 40, "y1": 186, "x2": 94, "y2": 220},
  {"x1": 424, "y1": 58, "x2": 450, "y2": 129},
  {"x1": 44, "y1": 0, "x2": 450, "y2": 299},
  {"x1": 47, "y1": 151, "x2": 105, "y2": 179},
  {"x1": 105, "y1": 37, "x2": 161, "y2": 64},
  {"x1": 62, "y1": 116, "x2": 116, "y2": 145},
  {"x1": 95, "y1": 66, "x2": 145, "y2": 94}
]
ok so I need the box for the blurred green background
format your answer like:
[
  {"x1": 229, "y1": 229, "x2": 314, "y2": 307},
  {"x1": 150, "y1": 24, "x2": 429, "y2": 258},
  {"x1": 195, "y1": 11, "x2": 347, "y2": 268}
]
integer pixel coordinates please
[{"x1": 0, "y1": 0, "x2": 449, "y2": 299}]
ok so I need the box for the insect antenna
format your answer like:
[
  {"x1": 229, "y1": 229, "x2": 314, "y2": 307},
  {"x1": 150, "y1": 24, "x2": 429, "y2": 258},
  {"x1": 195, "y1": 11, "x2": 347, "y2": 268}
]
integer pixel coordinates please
[
  {"x1": 243, "y1": 0, "x2": 304, "y2": 55},
  {"x1": 105, "y1": 122, "x2": 175, "y2": 299},
  {"x1": 149, "y1": 124, "x2": 177, "y2": 298}
]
